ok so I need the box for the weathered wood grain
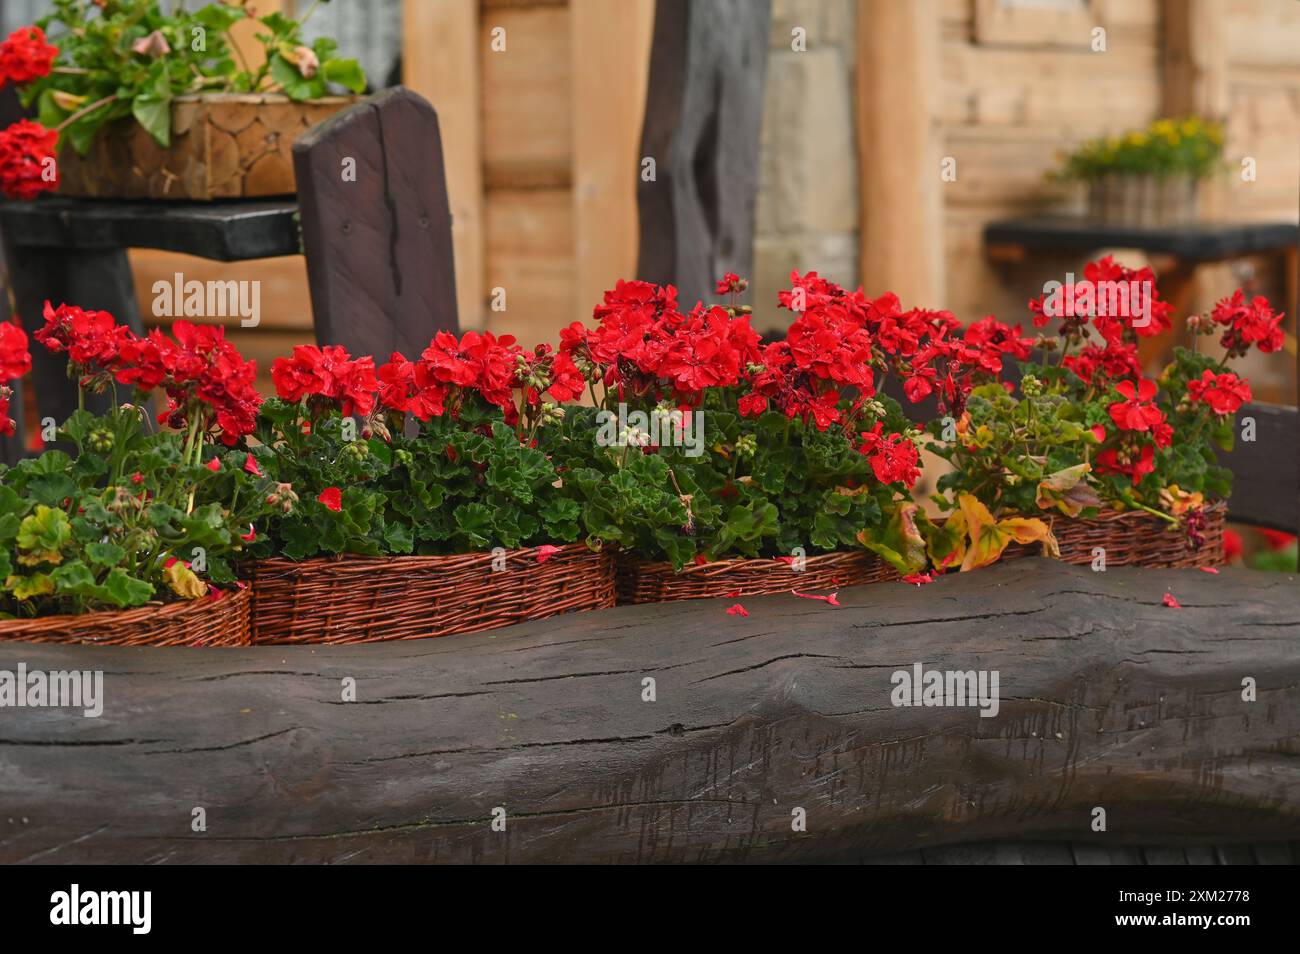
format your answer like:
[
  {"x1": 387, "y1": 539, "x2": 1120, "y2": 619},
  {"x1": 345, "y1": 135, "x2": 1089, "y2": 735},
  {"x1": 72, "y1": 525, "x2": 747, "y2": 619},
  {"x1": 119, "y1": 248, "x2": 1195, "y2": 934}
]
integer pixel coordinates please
[
  {"x1": 0, "y1": 560, "x2": 1295, "y2": 864},
  {"x1": 294, "y1": 87, "x2": 459, "y2": 358},
  {"x1": 636, "y1": 0, "x2": 770, "y2": 309}
]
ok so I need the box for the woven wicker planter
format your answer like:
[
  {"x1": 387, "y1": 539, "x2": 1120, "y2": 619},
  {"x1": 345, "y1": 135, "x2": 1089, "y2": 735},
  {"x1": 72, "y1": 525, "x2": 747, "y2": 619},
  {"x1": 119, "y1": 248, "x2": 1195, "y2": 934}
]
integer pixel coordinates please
[
  {"x1": 1001, "y1": 500, "x2": 1226, "y2": 568},
  {"x1": 57, "y1": 93, "x2": 355, "y2": 200},
  {"x1": 245, "y1": 543, "x2": 615, "y2": 645},
  {"x1": 616, "y1": 550, "x2": 896, "y2": 605},
  {"x1": 0, "y1": 587, "x2": 251, "y2": 647}
]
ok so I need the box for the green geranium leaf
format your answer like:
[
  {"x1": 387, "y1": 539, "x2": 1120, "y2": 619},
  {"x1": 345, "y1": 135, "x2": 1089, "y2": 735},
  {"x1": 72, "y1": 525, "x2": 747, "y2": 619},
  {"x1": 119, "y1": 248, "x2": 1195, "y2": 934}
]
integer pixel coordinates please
[
  {"x1": 322, "y1": 57, "x2": 366, "y2": 94},
  {"x1": 85, "y1": 541, "x2": 125, "y2": 567}
]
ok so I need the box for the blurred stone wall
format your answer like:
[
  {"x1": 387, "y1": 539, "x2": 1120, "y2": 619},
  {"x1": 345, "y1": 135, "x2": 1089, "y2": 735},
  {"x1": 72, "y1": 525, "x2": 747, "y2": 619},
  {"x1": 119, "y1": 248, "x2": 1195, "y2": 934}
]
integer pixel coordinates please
[{"x1": 752, "y1": 0, "x2": 859, "y2": 331}]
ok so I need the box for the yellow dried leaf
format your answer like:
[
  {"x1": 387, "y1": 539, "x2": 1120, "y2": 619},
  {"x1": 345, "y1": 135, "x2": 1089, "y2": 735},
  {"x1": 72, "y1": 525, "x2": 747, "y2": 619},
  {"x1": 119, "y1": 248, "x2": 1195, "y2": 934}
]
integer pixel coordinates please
[{"x1": 163, "y1": 561, "x2": 207, "y2": 600}]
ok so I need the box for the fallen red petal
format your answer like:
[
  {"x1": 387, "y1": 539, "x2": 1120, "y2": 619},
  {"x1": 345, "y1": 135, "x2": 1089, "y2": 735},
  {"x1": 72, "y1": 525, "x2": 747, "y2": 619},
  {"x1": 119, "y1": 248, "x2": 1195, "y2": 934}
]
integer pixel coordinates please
[
  {"x1": 725, "y1": 604, "x2": 749, "y2": 617},
  {"x1": 535, "y1": 544, "x2": 562, "y2": 563},
  {"x1": 901, "y1": 573, "x2": 933, "y2": 585},
  {"x1": 1198, "y1": 566, "x2": 1220, "y2": 574},
  {"x1": 791, "y1": 589, "x2": 841, "y2": 607},
  {"x1": 1163, "y1": 592, "x2": 1182, "y2": 608}
]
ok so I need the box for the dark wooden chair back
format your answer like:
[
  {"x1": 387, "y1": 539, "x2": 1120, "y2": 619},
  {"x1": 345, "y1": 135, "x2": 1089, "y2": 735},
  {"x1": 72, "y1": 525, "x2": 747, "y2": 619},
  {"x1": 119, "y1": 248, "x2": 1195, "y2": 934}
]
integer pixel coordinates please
[{"x1": 293, "y1": 86, "x2": 459, "y2": 359}]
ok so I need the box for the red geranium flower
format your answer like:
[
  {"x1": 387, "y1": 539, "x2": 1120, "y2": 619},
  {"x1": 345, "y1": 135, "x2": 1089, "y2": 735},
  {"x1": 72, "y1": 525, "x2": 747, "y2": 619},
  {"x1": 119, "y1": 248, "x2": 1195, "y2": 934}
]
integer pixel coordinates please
[
  {"x1": 272, "y1": 343, "x2": 378, "y2": 417},
  {"x1": 857, "y1": 423, "x2": 921, "y2": 486},
  {"x1": 1108, "y1": 379, "x2": 1164, "y2": 432},
  {"x1": 1259, "y1": 529, "x2": 1297, "y2": 551},
  {"x1": 317, "y1": 487, "x2": 343, "y2": 512},
  {"x1": 0, "y1": 119, "x2": 59, "y2": 199},
  {"x1": 1210, "y1": 290, "x2": 1284, "y2": 356},
  {"x1": 1186, "y1": 369, "x2": 1251, "y2": 415},
  {"x1": 0, "y1": 320, "x2": 31, "y2": 381},
  {"x1": 0, "y1": 26, "x2": 57, "y2": 86},
  {"x1": 1223, "y1": 528, "x2": 1243, "y2": 560},
  {"x1": 1095, "y1": 443, "x2": 1155, "y2": 485},
  {"x1": 715, "y1": 273, "x2": 746, "y2": 296}
]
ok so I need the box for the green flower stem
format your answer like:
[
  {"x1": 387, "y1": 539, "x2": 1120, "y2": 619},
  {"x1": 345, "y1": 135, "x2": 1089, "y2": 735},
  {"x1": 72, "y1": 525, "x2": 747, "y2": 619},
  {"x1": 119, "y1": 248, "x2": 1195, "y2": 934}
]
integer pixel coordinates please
[{"x1": 54, "y1": 93, "x2": 119, "y2": 133}]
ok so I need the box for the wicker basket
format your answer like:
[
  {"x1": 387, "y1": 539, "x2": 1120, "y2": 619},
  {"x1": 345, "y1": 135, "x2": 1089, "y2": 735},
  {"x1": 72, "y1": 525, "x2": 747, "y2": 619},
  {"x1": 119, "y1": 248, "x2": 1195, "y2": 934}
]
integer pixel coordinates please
[
  {"x1": 0, "y1": 587, "x2": 251, "y2": 647},
  {"x1": 1086, "y1": 173, "x2": 1199, "y2": 227},
  {"x1": 56, "y1": 94, "x2": 355, "y2": 200},
  {"x1": 245, "y1": 543, "x2": 615, "y2": 644},
  {"x1": 616, "y1": 550, "x2": 896, "y2": 605},
  {"x1": 1001, "y1": 501, "x2": 1226, "y2": 568}
]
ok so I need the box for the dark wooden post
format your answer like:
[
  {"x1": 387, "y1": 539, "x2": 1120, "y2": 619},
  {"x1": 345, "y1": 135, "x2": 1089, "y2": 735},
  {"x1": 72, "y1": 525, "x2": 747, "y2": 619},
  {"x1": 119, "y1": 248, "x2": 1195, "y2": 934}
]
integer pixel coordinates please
[
  {"x1": 293, "y1": 86, "x2": 459, "y2": 358},
  {"x1": 636, "y1": 0, "x2": 771, "y2": 309}
]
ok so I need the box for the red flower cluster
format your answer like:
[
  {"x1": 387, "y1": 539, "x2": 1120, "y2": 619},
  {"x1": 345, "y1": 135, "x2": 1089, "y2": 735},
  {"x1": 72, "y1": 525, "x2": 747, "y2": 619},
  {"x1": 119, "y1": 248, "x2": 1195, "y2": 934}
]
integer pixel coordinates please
[
  {"x1": 857, "y1": 423, "x2": 921, "y2": 486},
  {"x1": 1187, "y1": 369, "x2": 1251, "y2": 415},
  {"x1": 1096, "y1": 379, "x2": 1171, "y2": 485},
  {"x1": 0, "y1": 26, "x2": 57, "y2": 86},
  {"x1": 0, "y1": 319, "x2": 30, "y2": 437},
  {"x1": 1029, "y1": 256, "x2": 1172, "y2": 341},
  {"x1": 561, "y1": 279, "x2": 760, "y2": 404},
  {"x1": 0, "y1": 319, "x2": 30, "y2": 381},
  {"x1": 898, "y1": 310, "x2": 1029, "y2": 414},
  {"x1": 1095, "y1": 442, "x2": 1155, "y2": 486},
  {"x1": 374, "y1": 330, "x2": 579, "y2": 425},
  {"x1": 1060, "y1": 341, "x2": 1140, "y2": 386},
  {"x1": 1210, "y1": 290, "x2": 1284, "y2": 357},
  {"x1": 0, "y1": 119, "x2": 59, "y2": 200},
  {"x1": 34, "y1": 302, "x2": 261, "y2": 444},
  {"x1": 272, "y1": 344, "x2": 379, "y2": 417},
  {"x1": 742, "y1": 273, "x2": 876, "y2": 427}
]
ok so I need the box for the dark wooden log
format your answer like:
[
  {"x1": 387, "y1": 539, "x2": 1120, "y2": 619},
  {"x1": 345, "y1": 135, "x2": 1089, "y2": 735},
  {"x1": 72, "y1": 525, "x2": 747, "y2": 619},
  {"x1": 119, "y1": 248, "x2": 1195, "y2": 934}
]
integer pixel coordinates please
[
  {"x1": 637, "y1": 0, "x2": 771, "y2": 308},
  {"x1": 0, "y1": 560, "x2": 1296, "y2": 864},
  {"x1": 293, "y1": 86, "x2": 458, "y2": 357}
]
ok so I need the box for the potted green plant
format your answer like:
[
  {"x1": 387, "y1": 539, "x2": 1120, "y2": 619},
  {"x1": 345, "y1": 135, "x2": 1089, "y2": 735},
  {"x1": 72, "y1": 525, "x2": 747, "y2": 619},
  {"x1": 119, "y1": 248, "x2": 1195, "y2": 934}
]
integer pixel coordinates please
[
  {"x1": 915, "y1": 256, "x2": 1280, "y2": 573},
  {"x1": 0, "y1": 0, "x2": 366, "y2": 200},
  {"x1": 557, "y1": 274, "x2": 929, "y2": 604},
  {"x1": 1056, "y1": 117, "x2": 1223, "y2": 227},
  {"x1": 1, "y1": 305, "x2": 277, "y2": 645},
  {"x1": 241, "y1": 336, "x2": 616, "y2": 645}
]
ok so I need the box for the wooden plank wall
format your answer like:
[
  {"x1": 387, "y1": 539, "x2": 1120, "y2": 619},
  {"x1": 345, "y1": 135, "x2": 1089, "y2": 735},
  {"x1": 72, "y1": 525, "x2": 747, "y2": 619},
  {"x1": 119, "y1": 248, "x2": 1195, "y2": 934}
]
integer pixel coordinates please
[{"x1": 477, "y1": 0, "x2": 654, "y2": 343}]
